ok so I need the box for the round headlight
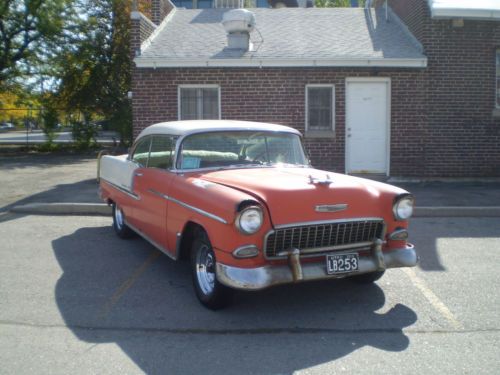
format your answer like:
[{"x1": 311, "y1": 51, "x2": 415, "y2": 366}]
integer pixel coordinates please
[
  {"x1": 393, "y1": 195, "x2": 414, "y2": 220},
  {"x1": 236, "y1": 206, "x2": 263, "y2": 235}
]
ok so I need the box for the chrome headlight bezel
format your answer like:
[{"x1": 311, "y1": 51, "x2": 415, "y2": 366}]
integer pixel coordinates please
[
  {"x1": 235, "y1": 206, "x2": 263, "y2": 235},
  {"x1": 393, "y1": 194, "x2": 415, "y2": 221}
]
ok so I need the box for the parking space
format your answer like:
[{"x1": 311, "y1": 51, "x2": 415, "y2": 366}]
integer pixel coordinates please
[{"x1": 0, "y1": 214, "x2": 499, "y2": 374}]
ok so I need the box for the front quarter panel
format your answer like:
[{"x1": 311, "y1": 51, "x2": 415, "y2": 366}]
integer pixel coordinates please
[{"x1": 166, "y1": 173, "x2": 271, "y2": 265}]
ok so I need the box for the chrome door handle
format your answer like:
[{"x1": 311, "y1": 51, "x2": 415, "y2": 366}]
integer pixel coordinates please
[{"x1": 134, "y1": 172, "x2": 143, "y2": 177}]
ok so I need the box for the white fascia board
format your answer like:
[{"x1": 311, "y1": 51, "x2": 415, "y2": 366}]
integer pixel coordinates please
[
  {"x1": 134, "y1": 57, "x2": 428, "y2": 69},
  {"x1": 431, "y1": 8, "x2": 500, "y2": 20},
  {"x1": 429, "y1": 0, "x2": 500, "y2": 20}
]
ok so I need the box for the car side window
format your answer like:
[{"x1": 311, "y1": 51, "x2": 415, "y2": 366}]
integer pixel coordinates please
[
  {"x1": 148, "y1": 136, "x2": 174, "y2": 169},
  {"x1": 131, "y1": 138, "x2": 151, "y2": 167}
]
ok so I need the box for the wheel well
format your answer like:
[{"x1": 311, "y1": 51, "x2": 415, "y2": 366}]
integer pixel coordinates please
[{"x1": 178, "y1": 222, "x2": 207, "y2": 260}]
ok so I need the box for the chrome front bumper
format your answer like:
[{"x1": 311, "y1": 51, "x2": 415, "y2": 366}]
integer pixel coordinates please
[{"x1": 216, "y1": 244, "x2": 418, "y2": 291}]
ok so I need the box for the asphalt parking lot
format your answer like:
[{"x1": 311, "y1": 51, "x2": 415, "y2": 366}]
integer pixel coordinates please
[
  {"x1": 1, "y1": 152, "x2": 499, "y2": 374},
  {"x1": 0, "y1": 213, "x2": 499, "y2": 374}
]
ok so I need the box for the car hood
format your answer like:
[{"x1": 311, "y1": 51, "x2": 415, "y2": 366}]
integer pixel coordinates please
[{"x1": 200, "y1": 167, "x2": 407, "y2": 226}]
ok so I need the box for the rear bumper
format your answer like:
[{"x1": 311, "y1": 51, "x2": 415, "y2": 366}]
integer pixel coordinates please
[{"x1": 216, "y1": 244, "x2": 418, "y2": 291}]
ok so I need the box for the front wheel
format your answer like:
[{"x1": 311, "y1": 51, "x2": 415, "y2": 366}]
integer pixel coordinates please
[
  {"x1": 191, "y1": 234, "x2": 233, "y2": 310},
  {"x1": 350, "y1": 270, "x2": 385, "y2": 284},
  {"x1": 112, "y1": 203, "x2": 134, "y2": 239}
]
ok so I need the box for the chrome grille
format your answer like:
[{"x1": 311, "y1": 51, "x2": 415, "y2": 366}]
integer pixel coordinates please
[{"x1": 265, "y1": 219, "x2": 385, "y2": 258}]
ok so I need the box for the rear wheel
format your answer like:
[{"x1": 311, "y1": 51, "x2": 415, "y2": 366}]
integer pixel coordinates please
[
  {"x1": 350, "y1": 270, "x2": 385, "y2": 284},
  {"x1": 112, "y1": 203, "x2": 134, "y2": 239},
  {"x1": 191, "y1": 233, "x2": 233, "y2": 310}
]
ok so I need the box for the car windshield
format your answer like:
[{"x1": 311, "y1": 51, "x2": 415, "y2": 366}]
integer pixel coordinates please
[{"x1": 177, "y1": 131, "x2": 308, "y2": 170}]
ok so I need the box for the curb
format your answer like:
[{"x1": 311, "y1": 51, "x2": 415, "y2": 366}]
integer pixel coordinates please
[
  {"x1": 9, "y1": 203, "x2": 500, "y2": 217},
  {"x1": 414, "y1": 206, "x2": 500, "y2": 217},
  {"x1": 10, "y1": 203, "x2": 111, "y2": 216}
]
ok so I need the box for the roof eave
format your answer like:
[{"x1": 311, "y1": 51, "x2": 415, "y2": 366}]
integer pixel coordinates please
[
  {"x1": 430, "y1": 8, "x2": 500, "y2": 20},
  {"x1": 134, "y1": 57, "x2": 428, "y2": 69}
]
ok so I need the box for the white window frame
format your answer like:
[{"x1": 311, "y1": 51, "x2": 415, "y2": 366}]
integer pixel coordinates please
[
  {"x1": 305, "y1": 84, "x2": 335, "y2": 136},
  {"x1": 177, "y1": 84, "x2": 221, "y2": 120}
]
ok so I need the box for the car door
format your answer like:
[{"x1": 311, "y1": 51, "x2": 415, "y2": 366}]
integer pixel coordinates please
[{"x1": 130, "y1": 135, "x2": 176, "y2": 254}]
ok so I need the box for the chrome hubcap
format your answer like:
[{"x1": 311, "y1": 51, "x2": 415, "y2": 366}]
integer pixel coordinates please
[
  {"x1": 196, "y1": 244, "x2": 216, "y2": 295},
  {"x1": 114, "y1": 205, "x2": 124, "y2": 230}
]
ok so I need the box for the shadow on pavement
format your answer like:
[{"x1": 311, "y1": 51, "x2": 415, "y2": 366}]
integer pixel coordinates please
[
  {"x1": 412, "y1": 217, "x2": 500, "y2": 272},
  {"x1": 0, "y1": 179, "x2": 99, "y2": 218},
  {"x1": 52, "y1": 226, "x2": 418, "y2": 374}
]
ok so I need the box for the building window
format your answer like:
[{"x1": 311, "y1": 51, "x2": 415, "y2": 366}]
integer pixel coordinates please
[
  {"x1": 497, "y1": 50, "x2": 500, "y2": 108},
  {"x1": 179, "y1": 86, "x2": 220, "y2": 120},
  {"x1": 306, "y1": 85, "x2": 335, "y2": 134}
]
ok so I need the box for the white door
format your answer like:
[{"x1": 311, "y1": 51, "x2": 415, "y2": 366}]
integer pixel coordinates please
[{"x1": 345, "y1": 78, "x2": 390, "y2": 175}]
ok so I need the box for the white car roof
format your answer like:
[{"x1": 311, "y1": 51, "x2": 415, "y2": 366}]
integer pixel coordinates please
[{"x1": 137, "y1": 120, "x2": 302, "y2": 139}]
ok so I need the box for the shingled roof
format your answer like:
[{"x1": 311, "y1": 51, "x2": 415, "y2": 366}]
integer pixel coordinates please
[{"x1": 135, "y1": 7, "x2": 427, "y2": 68}]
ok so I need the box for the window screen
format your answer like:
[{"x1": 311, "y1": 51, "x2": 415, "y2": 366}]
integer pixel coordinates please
[
  {"x1": 180, "y1": 87, "x2": 219, "y2": 120},
  {"x1": 307, "y1": 86, "x2": 334, "y2": 131}
]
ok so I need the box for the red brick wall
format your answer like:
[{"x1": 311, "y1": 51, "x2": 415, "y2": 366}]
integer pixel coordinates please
[
  {"x1": 152, "y1": 0, "x2": 174, "y2": 25},
  {"x1": 130, "y1": 14, "x2": 156, "y2": 61},
  {"x1": 423, "y1": 20, "x2": 500, "y2": 177},
  {"x1": 132, "y1": 68, "x2": 426, "y2": 174},
  {"x1": 389, "y1": 0, "x2": 500, "y2": 177}
]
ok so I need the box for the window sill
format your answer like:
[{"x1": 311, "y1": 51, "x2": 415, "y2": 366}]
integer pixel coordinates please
[
  {"x1": 304, "y1": 130, "x2": 336, "y2": 139},
  {"x1": 492, "y1": 108, "x2": 500, "y2": 118}
]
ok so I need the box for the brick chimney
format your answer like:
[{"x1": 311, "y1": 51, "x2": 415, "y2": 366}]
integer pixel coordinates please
[{"x1": 130, "y1": 0, "x2": 175, "y2": 59}]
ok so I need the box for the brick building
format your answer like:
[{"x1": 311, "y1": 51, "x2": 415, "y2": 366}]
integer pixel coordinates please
[{"x1": 130, "y1": 0, "x2": 500, "y2": 178}]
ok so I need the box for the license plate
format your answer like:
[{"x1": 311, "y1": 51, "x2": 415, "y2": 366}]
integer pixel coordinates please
[{"x1": 326, "y1": 253, "x2": 359, "y2": 274}]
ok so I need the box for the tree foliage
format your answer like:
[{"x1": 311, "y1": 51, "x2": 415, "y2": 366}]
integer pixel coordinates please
[
  {"x1": 0, "y1": 0, "x2": 73, "y2": 87},
  {"x1": 315, "y1": 0, "x2": 352, "y2": 7},
  {"x1": 55, "y1": 0, "x2": 133, "y2": 144}
]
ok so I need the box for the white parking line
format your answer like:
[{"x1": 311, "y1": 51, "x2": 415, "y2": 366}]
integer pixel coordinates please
[{"x1": 402, "y1": 268, "x2": 464, "y2": 330}]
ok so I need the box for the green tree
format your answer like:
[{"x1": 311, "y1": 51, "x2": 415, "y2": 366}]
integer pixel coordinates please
[
  {"x1": 41, "y1": 102, "x2": 59, "y2": 147},
  {"x1": 56, "y1": 0, "x2": 133, "y2": 145},
  {"x1": 315, "y1": 0, "x2": 351, "y2": 7},
  {"x1": 0, "y1": 0, "x2": 74, "y2": 87}
]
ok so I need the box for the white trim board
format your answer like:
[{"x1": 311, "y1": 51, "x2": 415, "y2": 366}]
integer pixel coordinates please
[{"x1": 134, "y1": 57, "x2": 428, "y2": 69}]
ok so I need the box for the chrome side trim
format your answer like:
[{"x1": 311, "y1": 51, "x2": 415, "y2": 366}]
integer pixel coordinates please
[
  {"x1": 147, "y1": 188, "x2": 165, "y2": 198},
  {"x1": 169, "y1": 196, "x2": 228, "y2": 224},
  {"x1": 315, "y1": 204, "x2": 348, "y2": 213},
  {"x1": 146, "y1": 188, "x2": 228, "y2": 225},
  {"x1": 273, "y1": 217, "x2": 384, "y2": 230},
  {"x1": 216, "y1": 244, "x2": 418, "y2": 291},
  {"x1": 125, "y1": 220, "x2": 177, "y2": 260},
  {"x1": 101, "y1": 178, "x2": 140, "y2": 201}
]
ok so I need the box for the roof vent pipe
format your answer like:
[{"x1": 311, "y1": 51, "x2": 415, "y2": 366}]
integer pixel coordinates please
[{"x1": 222, "y1": 9, "x2": 256, "y2": 51}]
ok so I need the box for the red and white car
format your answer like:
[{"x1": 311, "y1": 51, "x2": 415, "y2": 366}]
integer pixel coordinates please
[{"x1": 98, "y1": 120, "x2": 417, "y2": 309}]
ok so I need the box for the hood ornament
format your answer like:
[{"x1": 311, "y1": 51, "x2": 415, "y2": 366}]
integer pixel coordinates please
[
  {"x1": 315, "y1": 204, "x2": 348, "y2": 213},
  {"x1": 309, "y1": 174, "x2": 333, "y2": 186}
]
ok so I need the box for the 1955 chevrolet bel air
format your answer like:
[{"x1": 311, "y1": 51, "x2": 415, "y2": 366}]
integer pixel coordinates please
[{"x1": 98, "y1": 120, "x2": 417, "y2": 309}]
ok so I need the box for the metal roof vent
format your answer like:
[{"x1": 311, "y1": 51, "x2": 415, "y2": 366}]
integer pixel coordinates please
[{"x1": 222, "y1": 9, "x2": 255, "y2": 51}]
